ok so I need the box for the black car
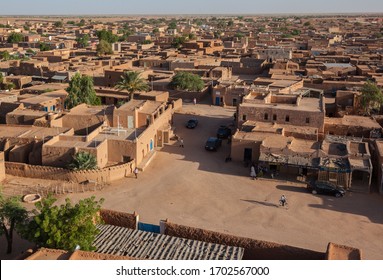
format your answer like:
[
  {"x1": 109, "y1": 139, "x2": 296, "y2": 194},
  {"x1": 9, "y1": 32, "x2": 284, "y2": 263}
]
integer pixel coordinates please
[
  {"x1": 217, "y1": 125, "x2": 232, "y2": 139},
  {"x1": 307, "y1": 180, "x2": 346, "y2": 198},
  {"x1": 186, "y1": 118, "x2": 198, "y2": 129},
  {"x1": 205, "y1": 137, "x2": 222, "y2": 151}
]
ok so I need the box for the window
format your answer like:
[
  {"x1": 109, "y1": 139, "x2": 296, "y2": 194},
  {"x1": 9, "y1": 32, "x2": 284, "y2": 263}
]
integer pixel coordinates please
[
  {"x1": 264, "y1": 113, "x2": 268, "y2": 120},
  {"x1": 273, "y1": 114, "x2": 277, "y2": 121},
  {"x1": 285, "y1": 115, "x2": 290, "y2": 122},
  {"x1": 242, "y1": 115, "x2": 247, "y2": 121},
  {"x1": 306, "y1": 117, "x2": 310, "y2": 124}
]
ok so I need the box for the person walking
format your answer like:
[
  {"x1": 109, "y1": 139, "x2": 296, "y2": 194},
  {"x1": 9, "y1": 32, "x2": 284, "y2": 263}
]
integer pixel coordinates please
[
  {"x1": 193, "y1": 98, "x2": 197, "y2": 105},
  {"x1": 279, "y1": 195, "x2": 287, "y2": 207},
  {"x1": 250, "y1": 165, "x2": 257, "y2": 180},
  {"x1": 134, "y1": 167, "x2": 139, "y2": 179},
  {"x1": 180, "y1": 138, "x2": 184, "y2": 148}
]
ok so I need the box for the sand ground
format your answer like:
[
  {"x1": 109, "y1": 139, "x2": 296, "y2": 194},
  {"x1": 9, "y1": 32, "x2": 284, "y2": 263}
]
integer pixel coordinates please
[{"x1": 1, "y1": 103, "x2": 383, "y2": 260}]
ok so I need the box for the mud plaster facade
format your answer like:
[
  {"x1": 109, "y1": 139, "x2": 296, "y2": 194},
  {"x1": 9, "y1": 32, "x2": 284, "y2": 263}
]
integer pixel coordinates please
[{"x1": 0, "y1": 152, "x2": 5, "y2": 182}]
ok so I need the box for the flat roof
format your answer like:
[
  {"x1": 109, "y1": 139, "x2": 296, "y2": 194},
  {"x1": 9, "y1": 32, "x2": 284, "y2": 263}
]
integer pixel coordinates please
[
  {"x1": 0, "y1": 125, "x2": 69, "y2": 139},
  {"x1": 325, "y1": 116, "x2": 381, "y2": 128},
  {"x1": 68, "y1": 104, "x2": 114, "y2": 116},
  {"x1": 324, "y1": 63, "x2": 354, "y2": 68},
  {"x1": 21, "y1": 95, "x2": 58, "y2": 105},
  {"x1": 8, "y1": 109, "x2": 47, "y2": 117},
  {"x1": 241, "y1": 97, "x2": 323, "y2": 112},
  {"x1": 21, "y1": 83, "x2": 68, "y2": 92},
  {"x1": 93, "y1": 224, "x2": 244, "y2": 260}
]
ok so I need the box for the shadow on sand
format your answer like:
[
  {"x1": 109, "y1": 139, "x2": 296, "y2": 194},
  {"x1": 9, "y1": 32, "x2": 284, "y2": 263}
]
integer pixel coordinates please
[{"x1": 241, "y1": 199, "x2": 279, "y2": 208}]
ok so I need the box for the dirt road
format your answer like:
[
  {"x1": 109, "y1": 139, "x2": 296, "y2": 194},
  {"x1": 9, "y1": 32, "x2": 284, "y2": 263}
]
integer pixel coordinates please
[{"x1": 2, "y1": 103, "x2": 383, "y2": 259}]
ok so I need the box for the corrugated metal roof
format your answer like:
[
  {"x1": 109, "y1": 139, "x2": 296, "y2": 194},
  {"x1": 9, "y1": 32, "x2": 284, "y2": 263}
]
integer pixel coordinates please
[{"x1": 93, "y1": 224, "x2": 244, "y2": 260}]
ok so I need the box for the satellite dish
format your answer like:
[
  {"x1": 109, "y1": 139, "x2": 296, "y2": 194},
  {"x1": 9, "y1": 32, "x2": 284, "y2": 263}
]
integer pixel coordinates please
[{"x1": 49, "y1": 36, "x2": 52, "y2": 41}]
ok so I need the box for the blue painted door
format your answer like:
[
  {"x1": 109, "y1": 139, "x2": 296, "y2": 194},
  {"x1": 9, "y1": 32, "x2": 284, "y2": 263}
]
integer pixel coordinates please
[
  {"x1": 215, "y1": 97, "x2": 220, "y2": 106},
  {"x1": 150, "y1": 139, "x2": 153, "y2": 151}
]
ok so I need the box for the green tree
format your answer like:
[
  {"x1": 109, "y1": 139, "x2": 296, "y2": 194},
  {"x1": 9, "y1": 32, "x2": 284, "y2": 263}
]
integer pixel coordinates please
[
  {"x1": 77, "y1": 19, "x2": 86, "y2": 27},
  {"x1": 39, "y1": 42, "x2": 50, "y2": 51},
  {"x1": 65, "y1": 73, "x2": 100, "y2": 109},
  {"x1": 7, "y1": 32, "x2": 23, "y2": 43},
  {"x1": 76, "y1": 34, "x2": 90, "y2": 48},
  {"x1": 5, "y1": 82, "x2": 15, "y2": 91},
  {"x1": 0, "y1": 72, "x2": 3, "y2": 85},
  {"x1": 0, "y1": 193, "x2": 28, "y2": 254},
  {"x1": 188, "y1": 33, "x2": 196, "y2": 40},
  {"x1": 152, "y1": 28, "x2": 160, "y2": 34},
  {"x1": 22, "y1": 195, "x2": 104, "y2": 251},
  {"x1": 171, "y1": 36, "x2": 187, "y2": 49},
  {"x1": 26, "y1": 48, "x2": 36, "y2": 55},
  {"x1": 96, "y1": 39, "x2": 113, "y2": 56},
  {"x1": 53, "y1": 21, "x2": 63, "y2": 28},
  {"x1": 360, "y1": 81, "x2": 383, "y2": 114},
  {"x1": 96, "y1": 30, "x2": 118, "y2": 43},
  {"x1": 291, "y1": 29, "x2": 301, "y2": 36},
  {"x1": 118, "y1": 29, "x2": 133, "y2": 42},
  {"x1": 168, "y1": 21, "x2": 177, "y2": 30},
  {"x1": 1, "y1": 51, "x2": 10, "y2": 61},
  {"x1": 234, "y1": 32, "x2": 245, "y2": 39},
  {"x1": 67, "y1": 151, "x2": 98, "y2": 170},
  {"x1": 115, "y1": 71, "x2": 149, "y2": 100},
  {"x1": 170, "y1": 72, "x2": 205, "y2": 92}
]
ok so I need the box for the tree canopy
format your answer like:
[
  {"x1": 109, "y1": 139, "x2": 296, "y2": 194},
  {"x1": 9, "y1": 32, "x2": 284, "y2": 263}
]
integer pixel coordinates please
[
  {"x1": 96, "y1": 30, "x2": 118, "y2": 43},
  {"x1": 39, "y1": 42, "x2": 50, "y2": 51},
  {"x1": 0, "y1": 193, "x2": 27, "y2": 254},
  {"x1": 22, "y1": 195, "x2": 104, "y2": 251},
  {"x1": 54, "y1": 21, "x2": 63, "y2": 28},
  {"x1": 171, "y1": 36, "x2": 187, "y2": 49},
  {"x1": 167, "y1": 21, "x2": 177, "y2": 30},
  {"x1": 170, "y1": 72, "x2": 205, "y2": 92},
  {"x1": 67, "y1": 151, "x2": 98, "y2": 170},
  {"x1": 97, "y1": 39, "x2": 113, "y2": 56},
  {"x1": 65, "y1": 73, "x2": 100, "y2": 109},
  {"x1": 115, "y1": 71, "x2": 149, "y2": 100},
  {"x1": 1, "y1": 51, "x2": 10, "y2": 61},
  {"x1": 360, "y1": 81, "x2": 383, "y2": 114},
  {"x1": 76, "y1": 34, "x2": 90, "y2": 48},
  {"x1": 7, "y1": 32, "x2": 23, "y2": 43}
]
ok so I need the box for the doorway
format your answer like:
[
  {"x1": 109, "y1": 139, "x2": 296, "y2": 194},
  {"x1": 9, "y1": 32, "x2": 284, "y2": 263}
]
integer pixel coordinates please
[{"x1": 244, "y1": 148, "x2": 252, "y2": 163}]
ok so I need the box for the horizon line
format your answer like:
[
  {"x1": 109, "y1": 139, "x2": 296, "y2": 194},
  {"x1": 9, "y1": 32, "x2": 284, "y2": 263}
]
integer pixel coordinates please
[{"x1": 1, "y1": 12, "x2": 383, "y2": 17}]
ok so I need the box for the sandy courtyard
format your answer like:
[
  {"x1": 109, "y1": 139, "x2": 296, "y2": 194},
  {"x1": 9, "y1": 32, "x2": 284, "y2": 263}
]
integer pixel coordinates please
[{"x1": 2, "y1": 103, "x2": 383, "y2": 259}]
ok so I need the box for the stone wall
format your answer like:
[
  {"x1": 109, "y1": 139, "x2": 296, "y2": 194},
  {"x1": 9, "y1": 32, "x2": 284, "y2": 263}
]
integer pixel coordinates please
[
  {"x1": 163, "y1": 221, "x2": 325, "y2": 260},
  {"x1": 5, "y1": 161, "x2": 134, "y2": 184}
]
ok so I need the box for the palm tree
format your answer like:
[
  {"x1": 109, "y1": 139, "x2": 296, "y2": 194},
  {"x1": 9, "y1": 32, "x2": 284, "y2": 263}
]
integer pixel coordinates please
[
  {"x1": 67, "y1": 152, "x2": 98, "y2": 171},
  {"x1": 115, "y1": 71, "x2": 150, "y2": 100}
]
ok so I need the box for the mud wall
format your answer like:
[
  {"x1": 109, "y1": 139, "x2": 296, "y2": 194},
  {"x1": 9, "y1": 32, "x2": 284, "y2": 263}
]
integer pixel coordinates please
[
  {"x1": 325, "y1": 242, "x2": 362, "y2": 260},
  {"x1": 164, "y1": 222, "x2": 325, "y2": 260},
  {"x1": 99, "y1": 209, "x2": 138, "y2": 230},
  {"x1": 5, "y1": 161, "x2": 135, "y2": 184}
]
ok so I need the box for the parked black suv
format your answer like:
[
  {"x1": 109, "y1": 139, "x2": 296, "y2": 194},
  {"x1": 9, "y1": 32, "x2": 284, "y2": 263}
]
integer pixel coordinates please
[
  {"x1": 205, "y1": 137, "x2": 222, "y2": 151},
  {"x1": 307, "y1": 180, "x2": 346, "y2": 198},
  {"x1": 216, "y1": 125, "x2": 232, "y2": 139}
]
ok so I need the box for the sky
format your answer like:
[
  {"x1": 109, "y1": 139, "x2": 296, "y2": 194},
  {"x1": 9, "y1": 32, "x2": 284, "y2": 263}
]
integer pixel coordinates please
[{"x1": 1, "y1": 0, "x2": 383, "y2": 15}]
